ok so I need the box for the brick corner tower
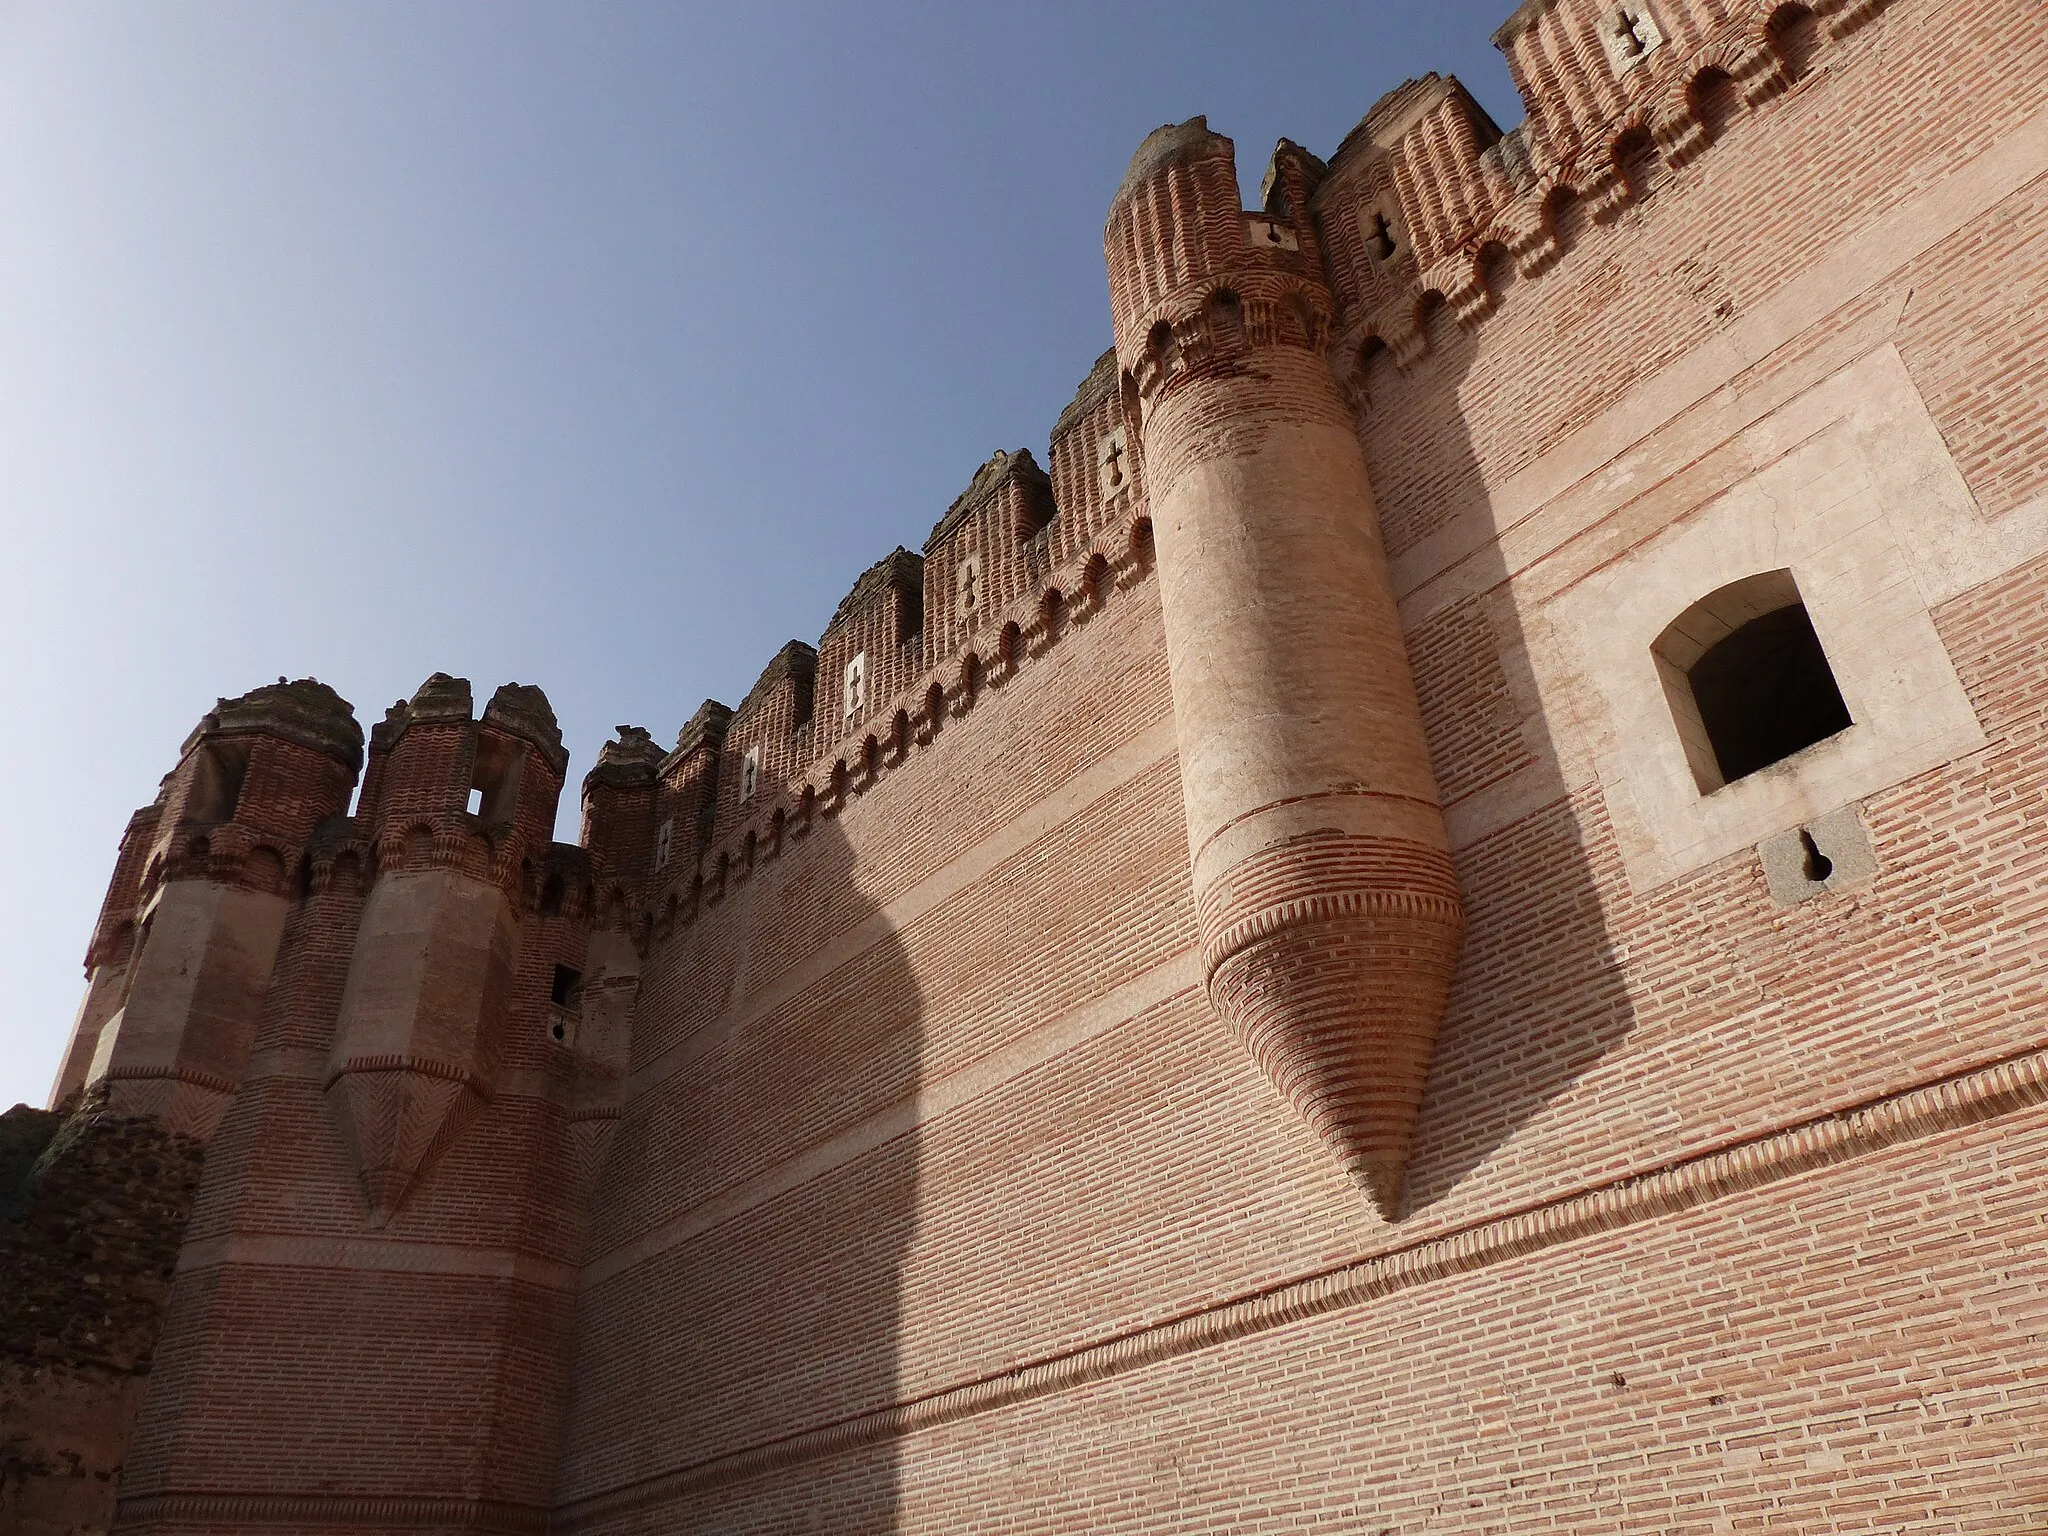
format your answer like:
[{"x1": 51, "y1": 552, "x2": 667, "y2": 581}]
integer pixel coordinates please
[
  {"x1": 54, "y1": 678, "x2": 363, "y2": 1138},
  {"x1": 328, "y1": 672, "x2": 569, "y2": 1226},
  {"x1": 1105, "y1": 117, "x2": 1464, "y2": 1215}
]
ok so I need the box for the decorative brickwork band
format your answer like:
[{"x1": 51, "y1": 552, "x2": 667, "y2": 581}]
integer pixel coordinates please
[
  {"x1": 1107, "y1": 119, "x2": 1464, "y2": 1212},
  {"x1": 113, "y1": 1492, "x2": 548, "y2": 1533},
  {"x1": 97, "y1": 1064, "x2": 243, "y2": 1142},
  {"x1": 324, "y1": 1055, "x2": 492, "y2": 1227},
  {"x1": 1193, "y1": 827, "x2": 1463, "y2": 974}
]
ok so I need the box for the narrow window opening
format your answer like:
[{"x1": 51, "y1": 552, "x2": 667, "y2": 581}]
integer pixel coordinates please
[
  {"x1": 896, "y1": 578, "x2": 924, "y2": 648},
  {"x1": 468, "y1": 734, "x2": 523, "y2": 825},
  {"x1": 843, "y1": 652, "x2": 868, "y2": 726},
  {"x1": 740, "y1": 745, "x2": 761, "y2": 805},
  {"x1": 1799, "y1": 828, "x2": 1834, "y2": 883},
  {"x1": 188, "y1": 740, "x2": 252, "y2": 824},
  {"x1": 539, "y1": 874, "x2": 565, "y2": 918},
  {"x1": 550, "y1": 963, "x2": 582, "y2": 1011}
]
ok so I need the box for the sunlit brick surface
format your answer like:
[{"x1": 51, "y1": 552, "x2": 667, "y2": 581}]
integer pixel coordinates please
[{"x1": 20, "y1": 0, "x2": 2048, "y2": 1531}]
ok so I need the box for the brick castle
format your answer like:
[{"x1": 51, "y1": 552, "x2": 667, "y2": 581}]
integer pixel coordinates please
[{"x1": 7, "y1": 0, "x2": 2048, "y2": 1528}]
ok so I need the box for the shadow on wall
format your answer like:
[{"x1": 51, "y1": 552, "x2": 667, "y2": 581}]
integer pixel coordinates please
[
  {"x1": 557, "y1": 804, "x2": 925, "y2": 1534},
  {"x1": 1363, "y1": 227, "x2": 1642, "y2": 1218}
]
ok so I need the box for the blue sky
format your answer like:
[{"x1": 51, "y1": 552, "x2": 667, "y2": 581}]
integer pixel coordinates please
[{"x1": 0, "y1": 1, "x2": 1522, "y2": 1109}]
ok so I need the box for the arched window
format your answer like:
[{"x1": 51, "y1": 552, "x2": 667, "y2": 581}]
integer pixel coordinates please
[{"x1": 1654, "y1": 570, "x2": 1852, "y2": 793}]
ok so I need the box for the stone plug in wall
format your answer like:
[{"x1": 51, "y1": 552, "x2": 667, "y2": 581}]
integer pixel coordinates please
[{"x1": 13, "y1": 0, "x2": 2048, "y2": 1529}]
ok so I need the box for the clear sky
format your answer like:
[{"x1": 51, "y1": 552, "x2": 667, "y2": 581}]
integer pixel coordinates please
[{"x1": 0, "y1": 1, "x2": 1523, "y2": 1110}]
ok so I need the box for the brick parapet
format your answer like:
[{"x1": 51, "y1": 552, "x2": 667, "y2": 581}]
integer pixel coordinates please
[
  {"x1": 643, "y1": 497, "x2": 1156, "y2": 946},
  {"x1": 54, "y1": 0, "x2": 2048, "y2": 1528},
  {"x1": 1313, "y1": 0, "x2": 1908, "y2": 396},
  {"x1": 83, "y1": 803, "x2": 164, "y2": 974}
]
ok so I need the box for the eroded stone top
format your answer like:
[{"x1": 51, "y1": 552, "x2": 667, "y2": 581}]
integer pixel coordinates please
[{"x1": 183, "y1": 678, "x2": 363, "y2": 772}]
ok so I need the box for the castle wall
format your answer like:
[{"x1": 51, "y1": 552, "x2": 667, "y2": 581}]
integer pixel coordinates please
[
  {"x1": 31, "y1": 0, "x2": 2048, "y2": 1529},
  {"x1": 554, "y1": 0, "x2": 2048, "y2": 1528}
]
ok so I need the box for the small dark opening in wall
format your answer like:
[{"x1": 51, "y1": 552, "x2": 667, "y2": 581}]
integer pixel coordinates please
[
  {"x1": 1799, "y1": 827, "x2": 1834, "y2": 883},
  {"x1": 896, "y1": 579, "x2": 924, "y2": 648},
  {"x1": 189, "y1": 740, "x2": 252, "y2": 824},
  {"x1": 1366, "y1": 211, "x2": 1397, "y2": 262},
  {"x1": 550, "y1": 963, "x2": 582, "y2": 1011},
  {"x1": 469, "y1": 733, "x2": 523, "y2": 825},
  {"x1": 1691, "y1": 67, "x2": 1743, "y2": 141},
  {"x1": 1769, "y1": 3, "x2": 1823, "y2": 79},
  {"x1": 1689, "y1": 603, "x2": 1852, "y2": 783}
]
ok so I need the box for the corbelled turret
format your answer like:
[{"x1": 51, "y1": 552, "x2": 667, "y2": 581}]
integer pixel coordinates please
[
  {"x1": 63, "y1": 679, "x2": 361, "y2": 1137},
  {"x1": 324, "y1": 674, "x2": 566, "y2": 1225},
  {"x1": 1106, "y1": 119, "x2": 1464, "y2": 1214}
]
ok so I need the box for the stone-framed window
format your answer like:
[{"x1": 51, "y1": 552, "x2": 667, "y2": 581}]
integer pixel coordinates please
[
  {"x1": 1358, "y1": 203, "x2": 1404, "y2": 266},
  {"x1": 1652, "y1": 570, "x2": 1853, "y2": 794},
  {"x1": 1098, "y1": 430, "x2": 1132, "y2": 501},
  {"x1": 739, "y1": 745, "x2": 761, "y2": 805},
  {"x1": 653, "y1": 817, "x2": 674, "y2": 872}
]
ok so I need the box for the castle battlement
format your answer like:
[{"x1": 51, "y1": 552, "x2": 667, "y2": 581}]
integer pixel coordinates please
[
  {"x1": 26, "y1": 0, "x2": 2048, "y2": 1527},
  {"x1": 627, "y1": 0, "x2": 1906, "y2": 950}
]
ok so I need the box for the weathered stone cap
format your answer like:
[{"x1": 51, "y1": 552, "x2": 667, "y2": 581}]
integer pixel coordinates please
[
  {"x1": 1325, "y1": 74, "x2": 1494, "y2": 175},
  {"x1": 583, "y1": 725, "x2": 665, "y2": 795},
  {"x1": 736, "y1": 641, "x2": 819, "y2": 724},
  {"x1": 1259, "y1": 138, "x2": 1329, "y2": 217},
  {"x1": 371, "y1": 674, "x2": 470, "y2": 757},
  {"x1": 408, "y1": 672, "x2": 475, "y2": 725},
  {"x1": 823, "y1": 547, "x2": 925, "y2": 641},
  {"x1": 182, "y1": 678, "x2": 363, "y2": 773},
  {"x1": 483, "y1": 683, "x2": 568, "y2": 776},
  {"x1": 669, "y1": 700, "x2": 734, "y2": 764},
  {"x1": 923, "y1": 451, "x2": 1053, "y2": 553},
  {"x1": 1051, "y1": 351, "x2": 1121, "y2": 443},
  {"x1": 1111, "y1": 116, "x2": 1233, "y2": 210}
]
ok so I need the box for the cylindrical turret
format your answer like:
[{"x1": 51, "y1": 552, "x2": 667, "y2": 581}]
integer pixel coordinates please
[
  {"x1": 73, "y1": 679, "x2": 361, "y2": 1139},
  {"x1": 1106, "y1": 119, "x2": 1464, "y2": 1213},
  {"x1": 324, "y1": 674, "x2": 567, "y2": 1224}
]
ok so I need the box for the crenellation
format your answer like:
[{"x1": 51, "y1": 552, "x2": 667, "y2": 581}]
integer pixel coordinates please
[
  {"x1": 1045, "y1": 351, "x2": 1140, "y2": 569},
  {"x1": 709, "y1": 640, "x2": 818, "y2": 848},
  {"x1": 815, "y1": 547, "x2": 924, "y2": 760}
]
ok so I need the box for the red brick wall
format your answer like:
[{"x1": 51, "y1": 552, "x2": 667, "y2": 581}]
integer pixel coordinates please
[
  {"x1": 552, "y1": 1, "x2": 2048, "y2": 1529},
  {"x1": 68, "y1": 0, "x2": 2048, "y2": 1529}
]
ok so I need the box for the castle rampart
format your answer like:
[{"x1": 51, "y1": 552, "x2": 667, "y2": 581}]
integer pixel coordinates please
[{"x1": 18, "y1": 0, "x2": 2048, "y2": 1528}]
